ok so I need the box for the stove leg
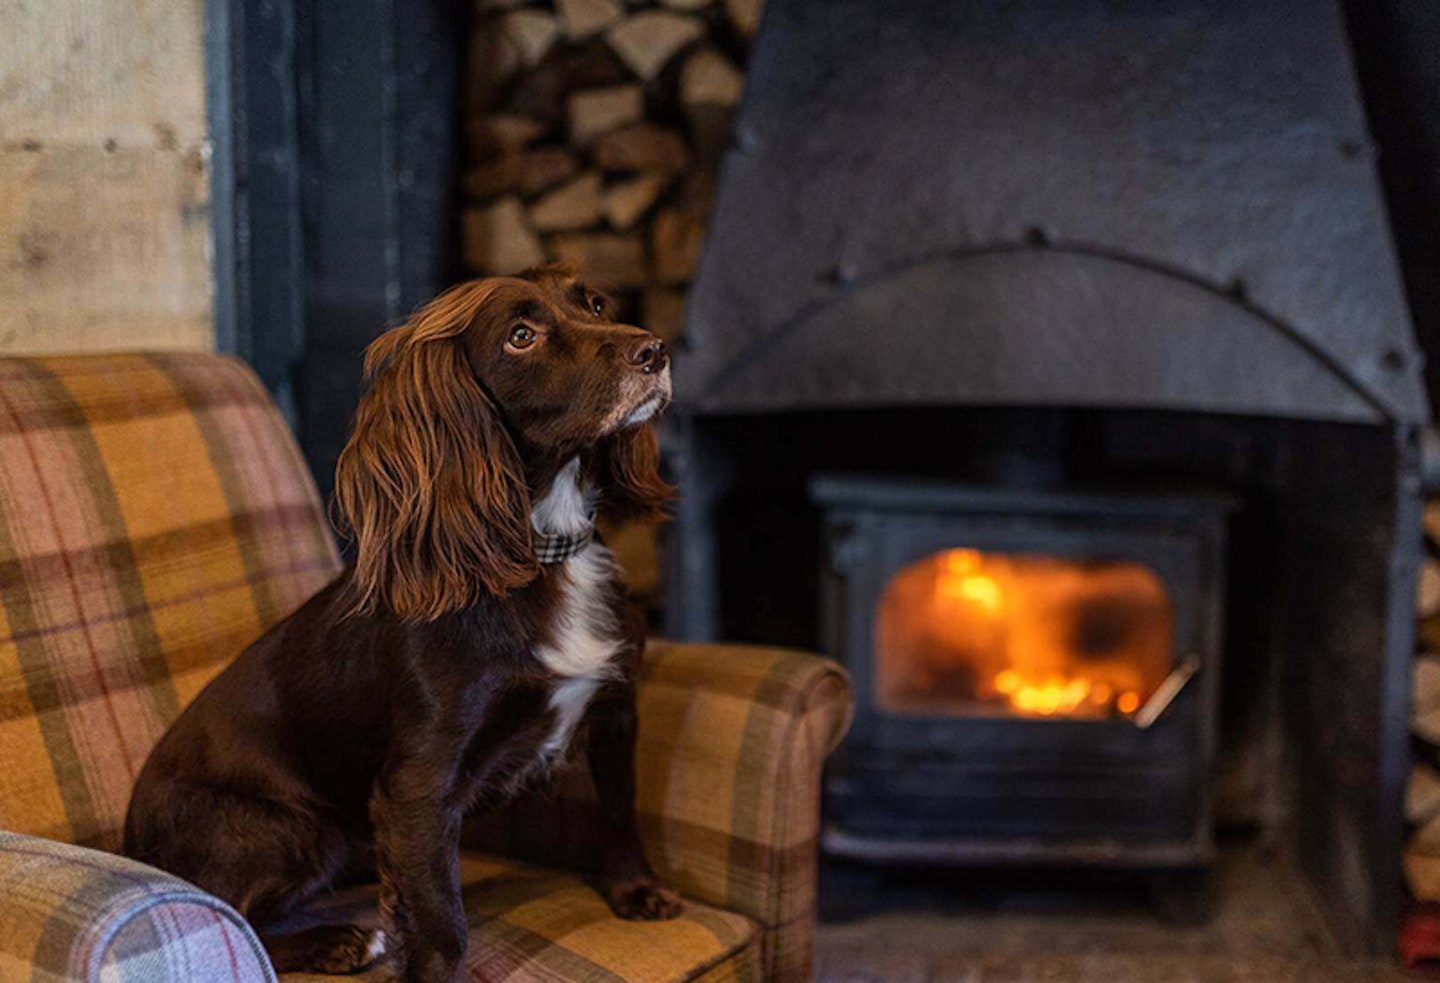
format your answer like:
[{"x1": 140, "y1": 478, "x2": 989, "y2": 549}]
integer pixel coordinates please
[
  {"x1": 818, "y1": 862, "x2": 885, "y2": 923},
  {"x1": 1147, "y1": 867, "x2": 1213, "y2": 926}
]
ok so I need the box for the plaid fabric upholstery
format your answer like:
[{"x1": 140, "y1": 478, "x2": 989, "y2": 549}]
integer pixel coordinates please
[
  {"x1": 0, "y1": 353, "x2": 341, "y2": 851},
  {"x1": 0, "y1": 351, "x2": 852, "y2": 982},
  {"x1": 472, "y1": 641, "x2": 854, "y2": 981},
  {"x1": 0, "y1": 830, "x2": 273, "y2": 982},
  {"x1": 279, "y1": 851, "x2": 759, "y2": 983}
]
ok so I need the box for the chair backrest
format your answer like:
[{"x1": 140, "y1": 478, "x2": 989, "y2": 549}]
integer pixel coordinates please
[{"x1": 0, "y1": 353, "x2": 340, "y2": 850}]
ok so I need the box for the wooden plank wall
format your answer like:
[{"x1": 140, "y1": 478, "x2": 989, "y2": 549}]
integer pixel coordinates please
[{"x1": 0, "y1": 0, "x2": 211, "y2": 354}]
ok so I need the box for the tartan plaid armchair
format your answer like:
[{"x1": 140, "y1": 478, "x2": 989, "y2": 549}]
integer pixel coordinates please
[{"x1": 0, "y1": 353, "x2": 851, "y2": 982}]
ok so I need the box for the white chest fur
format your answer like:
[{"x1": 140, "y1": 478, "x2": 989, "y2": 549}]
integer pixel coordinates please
[
  {"x1": 530, "y1": 459, "x2": 623, "y2": 761},
  {"x1": 534, "y1": 545, "x2": 624, "y2": 677},
  {"x1": 531, "y1": 458, "x2": 624, "y2": 679}
]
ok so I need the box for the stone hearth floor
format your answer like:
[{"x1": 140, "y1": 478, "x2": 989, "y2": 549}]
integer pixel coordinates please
[{"x1": 814, "y1": 839, "x2": 1413, "y2": 981}]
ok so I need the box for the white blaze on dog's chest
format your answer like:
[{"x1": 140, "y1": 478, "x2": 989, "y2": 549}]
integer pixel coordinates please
[{"x1": 531, "y1": 458, "x2": 622, "y2": 759}]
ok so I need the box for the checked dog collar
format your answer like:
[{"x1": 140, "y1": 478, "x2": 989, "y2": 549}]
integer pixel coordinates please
[{"x1": 534, "y1": 518, "x2": 595, "y2": 564}]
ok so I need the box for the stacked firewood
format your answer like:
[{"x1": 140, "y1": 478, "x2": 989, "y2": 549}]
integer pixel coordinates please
[
  {"x1": 1406, "y1": 505, "x2": 1440, "y2": 897},
  {"x1": 462, "y1": 0, "x2": 762, "y2": 349},
  {"x1": 461, "y1": 0, "x2": 760, "y2": 600}
]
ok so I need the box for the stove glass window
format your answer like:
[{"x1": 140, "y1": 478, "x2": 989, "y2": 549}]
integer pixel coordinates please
[{"x1": 875, "y1": 549, "x2": 1173, "y2": 719}]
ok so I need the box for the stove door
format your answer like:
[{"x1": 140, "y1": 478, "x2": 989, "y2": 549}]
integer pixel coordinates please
[{"x1": 815, "y1": 482, "x2": 1227, "y2": 865}]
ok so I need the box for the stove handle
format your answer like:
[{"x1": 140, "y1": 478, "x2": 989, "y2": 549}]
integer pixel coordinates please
[{"x1": 1132, "y1": 653, "x2": 1202, "y2": 730}]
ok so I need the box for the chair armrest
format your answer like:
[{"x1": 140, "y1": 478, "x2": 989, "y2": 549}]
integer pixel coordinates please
[
  {"x1": 471, "y1": 640, "x2": 852, "y2": 981},
  {"x1": 0, "y1": 831, "x2": 274, "y2": 982}
]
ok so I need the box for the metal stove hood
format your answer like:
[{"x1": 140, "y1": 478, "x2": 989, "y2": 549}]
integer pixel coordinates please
[{"x1": 677, "y1": 0, "x2": 1428, "y2": 424}]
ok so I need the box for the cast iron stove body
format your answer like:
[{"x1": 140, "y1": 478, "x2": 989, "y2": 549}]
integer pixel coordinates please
[
  {"x1": 669, "y1": 0, "x2": 1429, "y2": 951},
  {"x1": 813, "y1": 477, "x2": 1228, "y2": 869}
]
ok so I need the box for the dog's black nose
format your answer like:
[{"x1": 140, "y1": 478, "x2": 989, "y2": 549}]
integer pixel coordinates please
[{"x1": 630, "y1": 338, "x2": 668, "y2": 374}]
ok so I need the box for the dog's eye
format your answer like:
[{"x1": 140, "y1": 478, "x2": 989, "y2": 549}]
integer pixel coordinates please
[
  {"x1": 507, "y1": 324, "x2": 537, "y2": 350},
  {"x1": 590, "y1": 296, "x2": 605, "y2": 317}
]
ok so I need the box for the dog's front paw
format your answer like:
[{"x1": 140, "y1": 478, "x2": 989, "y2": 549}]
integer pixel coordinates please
[
  {"x1": 604, "y1": 877, "x2": 684, "y2": 921},
  {"x1": 268, "y1": 925, "x2": 389, "y2": 975}
]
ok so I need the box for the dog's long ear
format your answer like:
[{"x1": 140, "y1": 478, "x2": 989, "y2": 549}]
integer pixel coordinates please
[
  {"x1": 333, "y1": 284, "x2": 537, "y2": 620},
  {"x1": 593, "y1": 424, "x2": 674, "y2": 525}
]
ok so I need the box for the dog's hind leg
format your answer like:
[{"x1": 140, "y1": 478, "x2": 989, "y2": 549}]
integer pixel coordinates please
[{"x1": 129, "y1": 779, "x2": 353, "y2": 933}]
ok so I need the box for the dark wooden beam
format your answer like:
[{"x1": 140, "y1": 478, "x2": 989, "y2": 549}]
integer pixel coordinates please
[{"x1": 208, "y1": 0, "x2": 466, "y2": 496}]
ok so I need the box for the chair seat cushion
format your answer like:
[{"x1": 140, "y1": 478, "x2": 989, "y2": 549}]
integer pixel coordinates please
[{"x1": 279, "y1": 852, "x2": 758, "y2": 982}]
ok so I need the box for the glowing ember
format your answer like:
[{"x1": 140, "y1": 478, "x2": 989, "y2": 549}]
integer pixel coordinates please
[{"x1": 875, "y1": 548, "x2": 1173, "y2": 719}]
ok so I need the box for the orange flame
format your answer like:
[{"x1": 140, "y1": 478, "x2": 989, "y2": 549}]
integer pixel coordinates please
[{"x1": 875, "y1": 548, "x2": 1172, "y2": 719}]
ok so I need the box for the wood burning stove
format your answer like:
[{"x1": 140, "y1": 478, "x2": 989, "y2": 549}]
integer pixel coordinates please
[
  {"x1": 668, "y1": 0, "x2": 1430, "y2": 953},
  {"x1": 812, "y1": 477, "x2": 1227, "y2": 869}
]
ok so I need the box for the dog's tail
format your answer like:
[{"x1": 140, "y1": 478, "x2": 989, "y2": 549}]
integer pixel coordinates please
[{"x1": 258, "y1": 924, "x2": 389, "y2": 975}]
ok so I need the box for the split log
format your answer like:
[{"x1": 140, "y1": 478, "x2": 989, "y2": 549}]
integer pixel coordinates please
[
  {"x1": 724, "y1": 0, "x2": 765, "y2": 37},
  {"x1": 529, "y1": 173, "x2": 603, "y2": 231},
  {"x1": 548, "y1": 232, "x2": 648, "y2": 287},
  {"x1": 518, "y1": 147, "x2": 581, "y2": 197},
  {"x1": 1427, "y1": 501, "x2": 1440, "y2": 545},
  {"x1": 1408, "y1": 811, "x2": 1440, "y2": 900},
  {"x1": 641, "y1": 286, "x2": 688, "y2": 342},
  {"x1": 500, "y1": 10, "x2": 560, "y2": 68},
  {"x1": 681, "y1": 47, "x2": 744, "y2": 107},
  {"x1": 466, "y1": 17, "x2": 522, "y2": 110},
  {"x1": 464, "y1": 197, "x2": 546, "y2": 273},
  {"x1": 686, "y1": 105, "x2": 734, "y2": 164},
  {"x1": 1423, "y1": 558, "x2": 1440, "y2": 619},
  {"x1": 677, "y1": 167, "x2": 716, "y2": 213},
  {"x1": 602, "y1": 174, "x2": 670, "y2": 230},
  {"x1": 1418, "y1": 654, "x2": 1440, "y2": 716},
  {"x1": 464, "y1": 156, "x2": 521, "y2": 199},
  {"x1": 557, "y1": 0, "x2": 623, "y2": 41},
  {"x1": 601, "y1": 518, "x2": 662, "y2": 598},
  {"x1": 467, "y1": 114, "x2": 548, "y2": 160},
  {"x1": 568, "y1": 85, "x2": 644, "y2": 144},
  {"x1": 606, "y1": 11, "x2": 704, "y2": 81},
  {"x1": 651, "y1": 207, "x2": 707, "y2": 283},
  {"x1": 1410, "y1": 765, "x2": 1440, "y2": 826},
  {"x1": 1423, "y1": 617, "x2": 1440, "y2": 660},
  {"x1": 593, "y1": 123, "x2": 688, "y2": 173},
  {"x1": 505, "y1": 40, "x2": 631, "y2": 126},
  {"x1": 1416, "y1": 707, "x2": 1440, "y2": 749}
]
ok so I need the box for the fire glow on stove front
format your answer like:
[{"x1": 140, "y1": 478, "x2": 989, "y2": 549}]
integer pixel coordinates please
[{"x1": 812, "y1": 477, "x2": 1228, "y2": 872}]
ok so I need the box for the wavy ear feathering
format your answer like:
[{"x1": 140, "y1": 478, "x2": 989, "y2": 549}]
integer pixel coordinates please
[
  {"x1": 333, "y1": 282, "x2": 538, "y2": 620},
  {"x1": 593, "y1": 424, "x2": 675, "y2": 525}
]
